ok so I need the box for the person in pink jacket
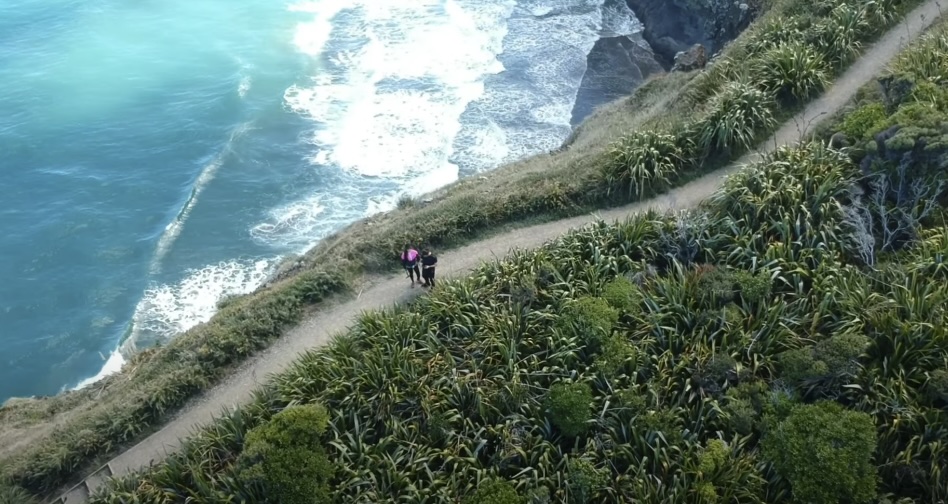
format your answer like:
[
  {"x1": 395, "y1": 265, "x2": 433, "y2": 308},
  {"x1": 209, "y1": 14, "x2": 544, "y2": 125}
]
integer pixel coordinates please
[{"x1": 401, "y1": 245, "x2": 421, "y2": 287}]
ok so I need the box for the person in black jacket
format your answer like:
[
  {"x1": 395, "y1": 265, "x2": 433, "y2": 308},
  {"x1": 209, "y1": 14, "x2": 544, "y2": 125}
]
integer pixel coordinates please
[{"x1": 421, "y1": 249, "x2": 438, "y2": 288}]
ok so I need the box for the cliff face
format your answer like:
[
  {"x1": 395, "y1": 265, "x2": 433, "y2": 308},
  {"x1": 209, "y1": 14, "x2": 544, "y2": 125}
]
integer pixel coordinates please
[
  {"x1": 571, "y1": 33, "x2": 664, "y2": 126},
  {"x1": 570, "y1": 0, "x2": 757, "y2": 125},
  {"x1": 625, "y1": 0, "x2": 756, "y2": 67}
]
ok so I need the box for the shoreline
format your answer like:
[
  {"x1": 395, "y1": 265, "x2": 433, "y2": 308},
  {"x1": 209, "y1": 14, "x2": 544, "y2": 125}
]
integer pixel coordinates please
[
  {"x1": 39, "y1": 0, "x2": 699, "y2": 401},
  {"x1": 52, "y1": 0, "x2": 948, "y2": 498}
]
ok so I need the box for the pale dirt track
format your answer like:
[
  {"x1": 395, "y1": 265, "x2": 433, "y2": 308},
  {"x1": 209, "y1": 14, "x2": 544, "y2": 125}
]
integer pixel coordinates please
[{"x1": 56, "y1": 2, "x2": 943, "y2": 499}]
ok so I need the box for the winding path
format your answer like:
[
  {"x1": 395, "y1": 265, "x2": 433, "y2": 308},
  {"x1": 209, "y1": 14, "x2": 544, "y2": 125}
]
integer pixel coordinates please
[{"x1": 55, "y1": 2, "x2": 944, "y2": 501}]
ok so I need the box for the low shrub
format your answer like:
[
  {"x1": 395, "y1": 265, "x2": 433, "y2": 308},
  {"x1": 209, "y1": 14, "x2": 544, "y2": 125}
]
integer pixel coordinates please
[
  {"x1": 595, "y1": 335, "x2": 637, "y2": 375},
  {"x1": 237, "y1": 403, "x2": 334, "y2": 504},
  {"x1": 464, "y1": 479, "x2": 523, "y2": 504},
  {"x1": 600, "y1": 276, "x2": 640, "y2": 311},
  {"x1": 566, "y1": 458, "x2": 608, "y2": 504},
  {"x1": 546, "y1": 382, "x2": 593, "y2": 438},
  {"x1": 838, "y1": 102, "x2": 887, "y2": 141},
  {"x1": 776, "y1": 332, "x2": 868, "y2": 389},
  {"x1": 695, "y1": 266, "x2": 738, "y2": 307},
  {"x1": 734, "y1": 270, "x2": 772, "y2": 305},
  {"x1": 557, "y1": 297, "x2": 619, "y2": 352},
  {"x1": 762, "y1": 401, "x2": 878, "y2": 504}
]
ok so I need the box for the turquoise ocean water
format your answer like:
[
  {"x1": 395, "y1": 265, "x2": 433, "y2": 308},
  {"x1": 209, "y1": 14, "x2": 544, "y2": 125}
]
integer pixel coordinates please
[{"x1": 0, "y1": 0, "x2": 643, "y2": 401}]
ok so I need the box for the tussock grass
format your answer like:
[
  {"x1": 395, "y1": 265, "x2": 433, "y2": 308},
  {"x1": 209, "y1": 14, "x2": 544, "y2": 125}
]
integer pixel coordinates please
[{"x1": 0, "y1": 0, "x2": 931, "y2": 498}]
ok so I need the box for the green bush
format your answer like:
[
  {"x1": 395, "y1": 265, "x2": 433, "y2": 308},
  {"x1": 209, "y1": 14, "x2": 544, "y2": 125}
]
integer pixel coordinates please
[
  {"x1": 695, "y1": 266, "x2": 738, "y2": 306},
  {"x1": 566, "y1": 458, "x2": 608, "y2": 504},
  {"x1": 464, "y1": 479, "x2": 524, "y2": 504},
  {"x1": 814, "y1": 332, "x2": 870, "y2": 374},
  {"x1": 777, "y1": 347, "x2": 828, "y2": 384},
  {"x1": 724, "y1": 396, "x2": 758, "y2": 435},
  {"x1": 237, "y1": 403, "x2": 335, "y2": 504},
  {"x1": 546, "y1": 382, "x2": 593, "y2": 437},
  {"x1": 600, "y1": 276, "x2": 640, "y2": 311},
  {"x1": 839, "y1": 102, "x2": 887, "y2": 141},
  {"x1": 595, "y1": 335, "x2": 637, "y2": 375},
  {"x1": 762, "y1": 401, "x2": 878, "y2": 504},
  {"x1": 909, "y1": 80, "x2": 948, "y2": 111},
  {"x1": 558, "y1": 297, "x2": 619, "y2": 351},
  {"x1": 734, "y1": 270, "x2": 772, "y2": 305},
  {"x1": 924, "y1": 369, "x2": 948, "y2": 404},
  {"x1": 777, "y1": 333, "x2": 868, "y2": 385},
  {"x1": 603, "y1": 130, "x2": 690, "y2": 199},
  {"x1": 697, "y1": 439, "x2": 729, "y2": 475}
]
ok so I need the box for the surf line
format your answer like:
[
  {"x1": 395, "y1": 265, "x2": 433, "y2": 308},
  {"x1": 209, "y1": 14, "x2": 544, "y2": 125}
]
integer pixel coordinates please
[{"x1": 149, "y1": 122, "x2": 253, "y2": 275}]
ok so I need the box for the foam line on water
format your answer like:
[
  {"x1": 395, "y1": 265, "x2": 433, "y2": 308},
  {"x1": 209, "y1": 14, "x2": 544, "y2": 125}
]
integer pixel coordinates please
[{"x1": 149, "y1": 122, "x2": 252, "y2": 274}]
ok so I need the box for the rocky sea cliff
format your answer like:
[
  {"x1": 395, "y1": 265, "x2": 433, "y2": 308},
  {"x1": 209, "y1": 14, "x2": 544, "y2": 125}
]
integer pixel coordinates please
[{"x1": 571, "y1": 0, "x2": 757, "y2": 123}]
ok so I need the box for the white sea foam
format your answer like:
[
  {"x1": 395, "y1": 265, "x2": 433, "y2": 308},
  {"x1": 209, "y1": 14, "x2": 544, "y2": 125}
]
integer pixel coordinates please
[
  {"x1": 250, "y1": 193, "x2": 360, "y2": 252},
  {"x1": 125, "y1": 258, "x2": 273, "y2": 352},
  {"x1": 238, "y1": 75, "x2": 252, "y2": 98},
  {"x1": 72, "y1": 349, "x2": 126, "y2": 391},
  {"x1": 285, "y1": 0, "x2": 512, "y2": 181},
  {"x1": 268, "y1": 0, "x2": 514, "y2": 248},
  {"x1": 451, "y1": 0, "x2": 642, "y2": 173}
]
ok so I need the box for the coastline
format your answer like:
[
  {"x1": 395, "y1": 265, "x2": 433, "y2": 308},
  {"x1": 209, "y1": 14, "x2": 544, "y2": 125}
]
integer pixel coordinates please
[
  {"x1": 0, "y1": 0, "x2": 779, "y2": 496},
  {"x1": 48, "y1": 0, "x2": 948, "y2": 499},
  {"x1": 34, "y1": 0, "x2": 735, "y2": 400}
]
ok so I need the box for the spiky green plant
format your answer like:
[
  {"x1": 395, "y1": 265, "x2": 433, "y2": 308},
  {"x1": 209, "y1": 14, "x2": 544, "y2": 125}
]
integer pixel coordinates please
[
  {"x1": 810, "y1": 3, "x2": 870, "y2": 67},
  {"x1": 892, "y1": 29, "x2": 948, "y2": 83},
  {"x1": 604, "y1": 130, "x2": 690, "y2": 200},
  {"x1": 756, "y1": 42, "x2": 831, "y2": 104},
  {"x1": 695, "y1": 81, "x2": 776, "y2": 154},
  {"x1": 744, "y1": 16, "x2": 811, "y2": 56}
]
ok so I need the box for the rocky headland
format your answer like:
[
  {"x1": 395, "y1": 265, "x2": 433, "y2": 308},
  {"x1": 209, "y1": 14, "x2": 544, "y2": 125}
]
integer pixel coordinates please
[{"x1": 571, "y1": 0, "x2": 758, "y2": 124}]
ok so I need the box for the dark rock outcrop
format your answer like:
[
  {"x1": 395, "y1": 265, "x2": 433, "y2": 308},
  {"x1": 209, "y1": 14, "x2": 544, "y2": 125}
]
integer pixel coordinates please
[
  {"x1": 571, "y1": 33, "x2": 664, "y2": 125},
  {"x1": 671, "y1": 43, "x2": 708, "y2": 72},
  {"x1": 625, "y1": 0, "x2": 757, "y2": 68}
]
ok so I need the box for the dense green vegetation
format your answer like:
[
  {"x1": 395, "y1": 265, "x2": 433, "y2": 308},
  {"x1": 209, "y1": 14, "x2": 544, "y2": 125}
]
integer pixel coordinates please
[
  {"x1": 0, "y1": 0, "x2": 934, "y2": 500},
  {"x1": 83, "y1": 22, "x2": 948, "y2": 502}
]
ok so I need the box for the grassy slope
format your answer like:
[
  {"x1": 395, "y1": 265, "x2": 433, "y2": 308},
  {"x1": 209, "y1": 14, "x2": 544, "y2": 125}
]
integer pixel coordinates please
[
  {"x1": 85, "y1": 19, "x2": 948, "y2": 502},
  {"x1": 0, "y1": 0, "x2": 930, "y2": 498}
]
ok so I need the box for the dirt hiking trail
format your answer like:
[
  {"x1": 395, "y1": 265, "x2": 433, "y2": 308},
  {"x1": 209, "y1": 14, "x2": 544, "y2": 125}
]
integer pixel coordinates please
[{"x1": 54, "y1": 2, "x2": 943, "y2": 501}]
